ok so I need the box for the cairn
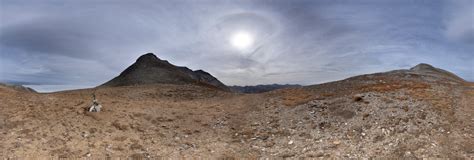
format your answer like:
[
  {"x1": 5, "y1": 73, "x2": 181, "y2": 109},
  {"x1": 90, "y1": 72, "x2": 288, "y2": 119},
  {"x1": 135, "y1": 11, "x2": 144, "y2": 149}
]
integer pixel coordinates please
[{"x1": 88, "y1": 93, "x2": 102, "y2": 112}]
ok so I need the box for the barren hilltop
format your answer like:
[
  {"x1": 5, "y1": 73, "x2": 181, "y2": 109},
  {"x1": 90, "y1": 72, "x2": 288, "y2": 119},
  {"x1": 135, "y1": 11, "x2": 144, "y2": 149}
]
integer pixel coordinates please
[{"x1": 0, "y1": 54, "x2": 472, "y2": 158}]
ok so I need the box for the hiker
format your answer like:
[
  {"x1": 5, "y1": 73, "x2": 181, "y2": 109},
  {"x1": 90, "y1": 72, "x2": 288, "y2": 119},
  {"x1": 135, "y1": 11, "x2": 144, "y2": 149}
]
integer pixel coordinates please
[{"x1": 89, "y1": 93, "x2": 102, "y2": 112}]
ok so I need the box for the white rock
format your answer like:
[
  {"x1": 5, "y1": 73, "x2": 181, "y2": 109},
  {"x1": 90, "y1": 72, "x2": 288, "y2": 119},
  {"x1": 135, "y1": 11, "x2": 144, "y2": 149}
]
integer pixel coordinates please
[{"x1": 288, "y1": 140, "x2": 294, "y2": 145}]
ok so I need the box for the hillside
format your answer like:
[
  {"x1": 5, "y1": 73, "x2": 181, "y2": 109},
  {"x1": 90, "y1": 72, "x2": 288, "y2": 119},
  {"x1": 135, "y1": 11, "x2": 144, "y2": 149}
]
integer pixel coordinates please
[
  {"x1": 101, "y1": 53, "x2": 229, "y2": 91},
  {"x1": 0, "y1": 83, "x2": 36, "y2": 93},
  {"x1": 0, "y1": 64, "x2": 472, "y2": 158}
]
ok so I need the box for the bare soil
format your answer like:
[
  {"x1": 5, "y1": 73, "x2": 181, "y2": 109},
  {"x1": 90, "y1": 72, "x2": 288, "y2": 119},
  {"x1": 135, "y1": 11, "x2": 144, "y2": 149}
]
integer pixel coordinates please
[{"x1": 0, "y1": 73, "x2": 473, "y2": 158}]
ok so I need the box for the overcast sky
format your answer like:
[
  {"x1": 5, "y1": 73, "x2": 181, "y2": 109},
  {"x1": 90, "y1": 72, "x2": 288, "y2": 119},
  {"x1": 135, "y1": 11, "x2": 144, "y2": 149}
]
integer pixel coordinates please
[{"x1": 1, "y1": 0, "x2": 473, "y2": 92}]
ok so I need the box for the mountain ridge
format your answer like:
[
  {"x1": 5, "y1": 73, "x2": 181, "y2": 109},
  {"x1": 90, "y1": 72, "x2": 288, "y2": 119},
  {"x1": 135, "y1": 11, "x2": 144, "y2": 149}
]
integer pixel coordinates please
[{"x1": 100, "y1": 53, "x2": 230, "y2": 91}]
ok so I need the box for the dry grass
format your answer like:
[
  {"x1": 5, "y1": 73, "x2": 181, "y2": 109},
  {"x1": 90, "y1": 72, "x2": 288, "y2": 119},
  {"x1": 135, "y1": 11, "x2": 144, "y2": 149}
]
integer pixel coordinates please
[
  {"x1": 465, "y1": 89, "x2": 474, "y2": 96},
  {"x1": 279, "y1": 88, "x2": 314, "y2": 106},
  {"x1": 462, "y1": 81, "x2": 474, "y2": 87},
  {"x1": 357, "y1": 81, "x2": 430, "y2": 93}
]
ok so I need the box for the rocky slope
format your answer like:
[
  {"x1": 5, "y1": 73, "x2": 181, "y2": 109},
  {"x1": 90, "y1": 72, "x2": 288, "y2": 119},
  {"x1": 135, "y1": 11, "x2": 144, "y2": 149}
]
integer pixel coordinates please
[
  {"x1": 0, "y1": 63, "x2": 472, "y2": 158},
  {"x1": 409, "y1": 63, "x2": 466, "y2": 82},
  {"x1": 0, "y1": 83, "x2": 36, "y2": 93},
  {"x1": 100, "y1": 53, "x2": 229, "y2": 91}
]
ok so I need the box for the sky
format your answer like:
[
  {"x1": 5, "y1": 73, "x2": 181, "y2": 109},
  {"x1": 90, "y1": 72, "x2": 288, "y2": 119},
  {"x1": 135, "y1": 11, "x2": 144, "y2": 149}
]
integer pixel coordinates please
[{"x1": 0, "y1": 0, "x2": 473, "y2": 92}]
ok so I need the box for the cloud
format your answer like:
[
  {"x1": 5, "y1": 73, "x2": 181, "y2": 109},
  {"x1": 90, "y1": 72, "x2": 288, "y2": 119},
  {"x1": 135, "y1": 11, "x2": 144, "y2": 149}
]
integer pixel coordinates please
[
  {"x1": 444, "y1": 0, "x2": 474, "y2": 44},
  {"x1": 0, "y1": 0, "x2": 472, "y2": 92}
]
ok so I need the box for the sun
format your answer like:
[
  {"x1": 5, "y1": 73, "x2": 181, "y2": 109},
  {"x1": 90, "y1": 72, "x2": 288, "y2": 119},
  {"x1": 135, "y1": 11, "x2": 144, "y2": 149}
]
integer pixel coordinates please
[{"x1": 230, "y1": 31, "x2": 254, "y2": 50}]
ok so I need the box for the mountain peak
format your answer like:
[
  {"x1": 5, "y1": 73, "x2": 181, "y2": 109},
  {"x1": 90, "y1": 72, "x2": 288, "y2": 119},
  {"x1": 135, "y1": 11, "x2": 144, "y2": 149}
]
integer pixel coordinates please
[
  {"x1": 136, "y1": 53, "x2": 160, "y2": 62},
  {"x1": 101, "y1": 53, "x2": 230, "y2": 91},
  {"x1": 410, "y1": 63, "x2": 436, "y2": 71},
  {"x1": 408, "y1": 63, "x2": 464, "y2": 82}
]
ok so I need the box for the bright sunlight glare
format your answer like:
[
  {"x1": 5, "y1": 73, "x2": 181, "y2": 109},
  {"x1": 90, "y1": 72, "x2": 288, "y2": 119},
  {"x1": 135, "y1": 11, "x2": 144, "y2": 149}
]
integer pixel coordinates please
[{"x1": 230, "y1": 31, "x2": 254, "y2": 50}]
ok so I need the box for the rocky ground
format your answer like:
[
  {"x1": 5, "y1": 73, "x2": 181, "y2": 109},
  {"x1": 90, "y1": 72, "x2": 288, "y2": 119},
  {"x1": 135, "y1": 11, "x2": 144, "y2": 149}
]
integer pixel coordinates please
[{"x1": 0, "y1": 65, "x2": 473, "y2": 158}]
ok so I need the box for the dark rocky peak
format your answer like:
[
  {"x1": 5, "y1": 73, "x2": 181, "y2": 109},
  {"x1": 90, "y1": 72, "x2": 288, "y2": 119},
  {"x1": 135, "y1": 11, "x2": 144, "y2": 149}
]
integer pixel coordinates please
[
  {"x1": 137, "y1": 53, "x2": 159, "y2": 61},
  {"x1": 100, "y1": 53, "x2": 230, "y2": 91},
  {"x1": 135, "y1": 53, "x2": 172, "y2": 67}
]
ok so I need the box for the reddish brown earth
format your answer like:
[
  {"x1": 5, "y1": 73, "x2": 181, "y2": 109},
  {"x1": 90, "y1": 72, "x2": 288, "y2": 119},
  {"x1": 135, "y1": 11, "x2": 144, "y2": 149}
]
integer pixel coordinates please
[{"x1": 0, "y1": 65, "x2": 473, "y2": 158}]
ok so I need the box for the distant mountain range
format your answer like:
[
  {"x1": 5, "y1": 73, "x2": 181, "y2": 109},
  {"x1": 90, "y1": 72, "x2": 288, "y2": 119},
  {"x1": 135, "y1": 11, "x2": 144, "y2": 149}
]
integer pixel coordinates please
[{"x1": 229, "y1": 84, "x2": 302, "y2": 93}]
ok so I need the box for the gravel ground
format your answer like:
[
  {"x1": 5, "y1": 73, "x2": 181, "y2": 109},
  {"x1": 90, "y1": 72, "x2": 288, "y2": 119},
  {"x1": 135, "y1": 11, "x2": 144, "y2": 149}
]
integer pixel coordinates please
[{"x1": 1, "y1": 68, "x2": 473, "y2": 158}]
